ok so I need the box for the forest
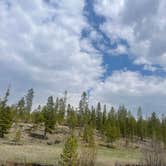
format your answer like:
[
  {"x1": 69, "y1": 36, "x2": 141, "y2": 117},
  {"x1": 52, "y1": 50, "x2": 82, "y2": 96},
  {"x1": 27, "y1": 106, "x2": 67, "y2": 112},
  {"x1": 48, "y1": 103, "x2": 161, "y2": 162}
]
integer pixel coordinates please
[{"x1": 0, "y1": 88, "x2": 166, "y2": 166}]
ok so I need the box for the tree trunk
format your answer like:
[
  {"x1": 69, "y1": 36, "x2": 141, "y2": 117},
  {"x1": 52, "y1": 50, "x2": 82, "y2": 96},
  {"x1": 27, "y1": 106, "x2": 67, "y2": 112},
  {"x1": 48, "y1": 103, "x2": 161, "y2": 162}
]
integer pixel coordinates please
[{"x1": 44, "y1": 128, "x2": 47, "y2": 139}]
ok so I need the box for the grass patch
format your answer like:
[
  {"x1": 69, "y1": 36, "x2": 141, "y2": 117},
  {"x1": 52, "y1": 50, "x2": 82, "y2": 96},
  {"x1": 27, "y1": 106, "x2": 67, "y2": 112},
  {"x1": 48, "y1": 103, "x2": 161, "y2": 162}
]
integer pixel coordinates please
[
  {"x1": 0, "y1": 143, "x2": 62, "y2": 165},
  {"x1": 96, "y1": 146, "x2": 141, "y2": 166},
  {"x1": 0, "y1": 142, "x2": 141, "y2": 166}
]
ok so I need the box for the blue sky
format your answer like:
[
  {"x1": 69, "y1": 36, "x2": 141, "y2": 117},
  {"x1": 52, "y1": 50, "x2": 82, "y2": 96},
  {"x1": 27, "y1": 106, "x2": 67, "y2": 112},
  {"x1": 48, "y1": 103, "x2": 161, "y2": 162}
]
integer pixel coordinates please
[
  {"x1": 83, "y1": 0, "x2": 166, "y2": 78},
  {"x1": 0, "y1": 0, "x2": 166, "y2": 114}
]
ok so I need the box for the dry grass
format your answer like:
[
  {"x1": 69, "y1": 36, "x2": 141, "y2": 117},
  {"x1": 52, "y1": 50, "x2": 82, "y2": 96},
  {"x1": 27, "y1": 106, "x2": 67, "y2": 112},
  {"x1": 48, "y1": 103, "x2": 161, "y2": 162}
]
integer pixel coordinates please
[
  {"x1": 0, "y1": 143, "x2": 141, "y2": 166},
  {"x1": 0, "y1": 143, "x2": 62, "y2": 165},
  {"x1": 96, "y1": 146, "x2": 141, "y2": 166},
  {"x1": 0, "y1": 124, "x2": 141, "y2": 166}
]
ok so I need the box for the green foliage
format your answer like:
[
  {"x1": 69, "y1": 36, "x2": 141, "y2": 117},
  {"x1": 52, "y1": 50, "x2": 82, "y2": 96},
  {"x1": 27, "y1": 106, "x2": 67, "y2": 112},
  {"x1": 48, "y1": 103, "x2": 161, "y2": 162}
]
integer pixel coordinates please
[
  {"x1": 25, "y1": 88, "x2": 34, "y2": 112},
  {"x1": 16, "y1": 97, "x2": 26, "y2": 122},
  {"x1": 0, "y1": 88, "x2": 13, "y2": 138},
  {"x1": 79, "y1": 124, "x2": 96, "y2": 166},
  {"x1": 96, "y1": 102, "x2": 102, "y2": 131},
  {"x1": 31, "y1": 105, "x2": 44, "y2": 126},
  {"x1": 137, "y1": 107, "x2": 144, "y2": 140},
  {"x1": 161, "y1": 115, "x2": 166, "y2": 146},
  {"x1": 67, "y1": 105, "x2": 77, "y2": 130},
  {"x1": 83, "y1": 124, "x2": 95, "y2": 146},
  {"x1": 58, "y1": 98, "x2": 66, "y2": 124},
  {"x1": 0, "y1": 106, "x2": 13, "y2": 137},
  {"x1": 105, "y1": 125, "x2": 120, "y2": 143},
  {"x1": 43, "y1": 96, "x2": 56, "y2": 138},
  {"x1": 90, "y1": 106, "x2": 96, "y2": 129},
  {"x1": 1, "y1": 88, "x2": 166, "y2": 147},
  {"x1": 147, "y1": 112, "x2": 162, "y2": 140},
  {"x1": 102, "y1": 105, "x2": 107, "y2": 126},
  {"x1": 59, "y1": 133, "x2": 78, "y2": 166},
  {"x1": 78, "y1": 92, "x2": 88, "y2": 127},
  {"x1": 126, "y1": 111, "x2": 136, "y2": 140},
  {"x1": 58, "y1": 91, "x2": 67, "y2": 124},
  {"x1": 117, "y1": 105, "x2": 128, "y2": 138}
]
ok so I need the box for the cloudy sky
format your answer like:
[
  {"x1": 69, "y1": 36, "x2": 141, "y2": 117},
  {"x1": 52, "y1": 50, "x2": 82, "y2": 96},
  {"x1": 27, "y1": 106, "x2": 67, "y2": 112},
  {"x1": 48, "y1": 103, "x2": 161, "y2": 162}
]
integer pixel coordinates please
[{"x1": 0, "y1": 0, "x2": 166, "y2": 114}]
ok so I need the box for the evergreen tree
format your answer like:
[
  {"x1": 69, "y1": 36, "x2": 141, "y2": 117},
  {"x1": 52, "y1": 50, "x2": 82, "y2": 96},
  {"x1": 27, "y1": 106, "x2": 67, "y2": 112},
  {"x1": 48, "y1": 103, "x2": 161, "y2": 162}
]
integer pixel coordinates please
[
  {"x1": 148, "y1": 112, "x2": 161, "y2": 140},
  {"x1": 105, "y1": 125, "x2": 120, "y2": 143},
  {"x1": 108, "y1": 107, "x2": 117, "y2": 127},
  {"x1": 78, "y1": 92, "x2": 88, "y2": 127},
  {"x1": 90, "y1": 106, "x2": 96, "y2": 129},
  {"x1": 117, "y1": 105, "x2": 127, "y2": 138},
  {"x1": 79, "y1": 125, "x2": 96, "y2": 166},
  {"x1": 102, "y1": 104, "x2": 107, "y2": 133},
  {"x1": 67, "y1": 104, "x2": 77, "y2": 130},
  {"x1": 104, "y1": 107, "x2": 120, "y2": 143},
  {"x1": 17, "y1": 97, "x2": 26, "y2": 121},
  {"x1": 32, "y1": 105, "x2": 44, "y2": 127},
  {"x1": 0, "y1": 87, "x2": 10, "y2": 108},
  {"x1": 161, "y1": 115, "x2": 166, "y2": 146},
  {"x1": 0, "y1": 88, "x2": 13, "y2": 138},
  {"x1": 59, "y1": 133, "x2": 78, "y2": 166},
  {"x1": 55, "y1": 97, "x2": 59, "y2": 112},
  {"x1": 102, "y1": 105, "x2": 107, "y2": 125},
  {"x1": 58, "y1": 98, "x2": 65, "y2": 123},
  {"x1": 83, "y1": 124, "x2": 95, "y2": 145},
  {"x1": 96, "y1": 102, "x2": 102, "y2": 131},
  {"x1": 58, "y1": 91, "x2": 67, "y2": 124},
  {"x1": 25, "y1": 88, "x2": 34, "y2": 112},
  {"x1": 137, "y1": 107, "x2": 144, "y2": 140},
  {"x1": 127, "y1": 111, "x2": 136, "y2": 141},
  {"x1": 43, "y1": 96, "x2": 56, "y2": 138}
]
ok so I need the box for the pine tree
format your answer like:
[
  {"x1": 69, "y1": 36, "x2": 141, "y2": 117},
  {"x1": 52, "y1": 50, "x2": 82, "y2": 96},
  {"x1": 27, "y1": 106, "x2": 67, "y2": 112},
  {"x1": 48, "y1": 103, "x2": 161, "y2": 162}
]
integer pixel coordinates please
[
  {"x1": 59, "y1": 133, "x2": 78, "y2": 166},
  {"x1": 96, "y1": 102, "x2": 102, "y2": 131},
  {"x1": 17, "y1": 97, "x2": 26, "y2": 121},
  {"x1": 105, "y1": 125, "x2": 119, "y2": 143},
  {"x1": 25, "y1": 88, "x2": 34, "y2": 112},
  {"x1": 67, "y1": 105, "x2": 77, "y2": 130},
  {"x1": 137, "y1": 107, "x2": 144, "y2": 140},
  {"x1": 104, "y1": 108, "x2": 120, "y2": 143},
  {"x1": 161, "y1": 115, "x2": 166, "y2": 146},
  {"x1": 148, "y1": 112, "x2": 161, "y2": 140},
  {"x1": 91, "y1": 106, "x2": 96, "y2": 129},
  {"x1": 78, "y1": 92, "x2": 88, "y2": 127},
  {"x1": 127, "y1": 111, "x2": 136, "y2": 141},
  {"x1": 79, "y1": 125, "x2": 96, "y2": 166},
  {"x1": 58, "y1": 92, "x2": 67, "y2": 124},
  {"x1": 102, "y1": 104, "x2": 107, "y2": 133},
  {"x1": 0, "y1": 88, "x2": 13, "y2": 138},
  {"x1": 102, "y1": 105, "x2": 107, "y2": 125},
  {"x1": 83, "y1": 124, "x2": 94, "y2": 145},
  {"x1": 117, "y1": 105, "x2": 127, "y2": 138},
  {"x1": 32, "y1": 105, "x2": 44, "y2": 127},
  {"x1": 58, "y1": 91, "x2": 67, "y2": 124},
  {"x1": 43, "y1": 96, "x2": 56, "y2": 138},
  {"x1": 55, "y1": 97, "x2": 59, "y2": 111}
]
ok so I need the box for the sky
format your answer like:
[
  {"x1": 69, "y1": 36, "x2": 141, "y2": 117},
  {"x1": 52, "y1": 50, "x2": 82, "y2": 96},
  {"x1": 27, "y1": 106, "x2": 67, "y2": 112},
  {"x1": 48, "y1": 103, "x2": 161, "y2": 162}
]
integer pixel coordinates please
[{"x1": 0, "y1": 0, "x2": 166, "y2": 114}]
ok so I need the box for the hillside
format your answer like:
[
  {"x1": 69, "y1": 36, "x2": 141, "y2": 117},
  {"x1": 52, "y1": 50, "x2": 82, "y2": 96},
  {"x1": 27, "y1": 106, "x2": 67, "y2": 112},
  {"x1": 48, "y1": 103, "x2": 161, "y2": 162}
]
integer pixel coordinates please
[{"x1": 0, "y1": 123, "x2": 142, "y2": 166}]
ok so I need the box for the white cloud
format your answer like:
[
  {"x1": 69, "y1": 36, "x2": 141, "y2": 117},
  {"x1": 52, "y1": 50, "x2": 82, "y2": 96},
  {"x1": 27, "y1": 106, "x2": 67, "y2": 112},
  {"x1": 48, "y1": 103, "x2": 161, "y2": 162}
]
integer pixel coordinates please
[
  {"x1": 94, "y1": 0, "x2": 166, "y2": 70},
  {"x1": 0, "y1": 0, "x2": 104, "y2": 106},
  {"x1": 109, "y1": 44, "x2": 127, "y2": 55},
  {"x1": 91, "y1": 70, "x2": 166, "y2": 113},
  {"x1": 0, "y1": 0, "x2": 166, "y2": 114}
]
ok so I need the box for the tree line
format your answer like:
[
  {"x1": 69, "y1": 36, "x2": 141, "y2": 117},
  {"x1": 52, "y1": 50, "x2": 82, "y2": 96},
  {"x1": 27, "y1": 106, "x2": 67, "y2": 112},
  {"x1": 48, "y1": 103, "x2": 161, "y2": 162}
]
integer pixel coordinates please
[{"x1": 0, "y1": 88, "x2": 166, "y2": 146}]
